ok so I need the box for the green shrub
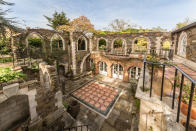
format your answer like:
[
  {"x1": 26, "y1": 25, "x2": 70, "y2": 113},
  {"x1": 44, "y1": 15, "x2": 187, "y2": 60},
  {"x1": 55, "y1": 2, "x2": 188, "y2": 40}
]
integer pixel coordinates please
[
  {"x1": 0, "y1": 38, "x2": 11, "y2": 55},
  {"x1": 28, "y1": 37, "x2": 42, "y2": 48},
  {"x1": 0, "y1": 57, "x2": 12, "y2": 63},
  {"x1": 0, "y1": 68, "x2": 26, "y2": 83}
]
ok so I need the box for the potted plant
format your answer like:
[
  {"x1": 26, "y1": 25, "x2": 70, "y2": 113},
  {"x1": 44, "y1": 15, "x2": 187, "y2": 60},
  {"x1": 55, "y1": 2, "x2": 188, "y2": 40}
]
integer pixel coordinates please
[{"x1": 180, "y1": 84, "x2": 196, "y2": 120}]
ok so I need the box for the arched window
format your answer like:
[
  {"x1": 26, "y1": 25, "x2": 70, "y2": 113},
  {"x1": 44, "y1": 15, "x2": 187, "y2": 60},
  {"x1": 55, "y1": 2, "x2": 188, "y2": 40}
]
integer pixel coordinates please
[
  {"x1": 27, "y1": 33, "x2": 43, "y2": 48},
  {"x1": 112, "y1": 64, "x2": 123, "y2": 79},
  {"x1": 78, "y1": 37, "x2": 86, "y2": 51},
  {"x1": 130, "y1": 67, "x2": 141, "y2": 80},
  {"x1": 133, "y1": 37, "x2": 149, "y2": 52},
  {"x1": 162, "y1": 41, "x2": 170, "y2": 50},
  {"x1": 27, "y1": 33, "x2": 44, "y2": 58},
  {"x1": 51, "y1": 34, "x2": 64, "y2": 50},
  {"x1": 99, "y1": 61, "x2": 107, "y2": 76},
  {"x1": 178, "y1": 34, "x2": 187, "y2": 57},
  {"x1": 113, "y1": 39, "x2": 124, "y2": 49},
  {"x1": 98, "y1": 39, "x2": 107, "y2": 50}
]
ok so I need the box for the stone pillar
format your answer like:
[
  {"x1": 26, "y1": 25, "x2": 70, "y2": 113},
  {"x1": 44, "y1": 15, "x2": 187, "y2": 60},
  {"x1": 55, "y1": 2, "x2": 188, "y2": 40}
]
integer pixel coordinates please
[
  {"x1": 95, "y1": 62, "x2": 99, "y2": 74},
  {"x1": 89, "y1": 38, "x2": 93, "y2": 53},
  {"x1": 155, "y1": 37, "x2": 162, "y2": 56},
  {"x1": 123, "y1": 70, "x2": 129, "y2": 82},
  {"x1": 11, "y1": 36, "x2": 19, "y2": 64},
  {"x1": 70, "y1": 32, "x2": 77, "y2": 75},
  {"x1": 28, "y1": 89, "x2": 38, "y2": 122},
  {"x1": 107, "y1": 64, "x2": 112, "y2": 78}
]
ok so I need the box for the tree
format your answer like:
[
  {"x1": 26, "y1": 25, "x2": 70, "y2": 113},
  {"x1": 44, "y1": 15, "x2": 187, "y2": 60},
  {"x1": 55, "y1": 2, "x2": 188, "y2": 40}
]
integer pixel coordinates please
[
  {"x1": 175, "y1": 18, "x2": 192, "y2": 30},
  {"x1": 0, "y1": 0, "x2": 19, "y2": 38},
  {"x1": 44, "y1": 11, "x2": 70, "y2": 30},
  {"x1": 106, "y1": 19, "x2": 137, "y2": 32},
  {"x1": 58, "y1": 16, "x2": 94, "y2": 33}
]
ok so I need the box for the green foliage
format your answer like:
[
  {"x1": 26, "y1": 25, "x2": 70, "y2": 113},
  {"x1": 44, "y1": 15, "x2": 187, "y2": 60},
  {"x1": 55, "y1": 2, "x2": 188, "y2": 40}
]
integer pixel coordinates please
[
  {"x1": 63, "y1": 101, "x2": 69, "y2": 108},
  {"x1": 98, "y1": 39, "x2": 106, "y2": 50},
  {"x1": 52, "y1": 38, "x2": 63, "y2": 49},
  {"x1": 0, "y1": 57, "x2": 12, "y2": 63},
  {"x1": 114, "y1": 39, "x2": 123, "y2": 48},
  {"x1": 44, "y1": 11, "x2": 70, "y2": 30},
  {"x1": 162, "y1": 41, "x2": 170, "y2": 50},
  {"x1": 28, "y1": 37, "x2": 42, "y2": 48},
  {"x1": 90, "y1": 62, "x2": 96, "y2": 73},
  {"x1": 0, "y1": 0, "x2": 18, "y2": 38},
  {"x1": 175, "y1": 18, "x2": 192, "y2": 30},
  {"x1": 0, "y1": 67, "x2": 26, "y2": 83},
  {"x1": 0, "y1": 38, "x2": 11, "y2": 55},
  {"x1": 135, "y1": 99, "x2": 140, "y2": 111},
  {"x1": 182, "y1": 84, "x2": 196, "y2": 104}
]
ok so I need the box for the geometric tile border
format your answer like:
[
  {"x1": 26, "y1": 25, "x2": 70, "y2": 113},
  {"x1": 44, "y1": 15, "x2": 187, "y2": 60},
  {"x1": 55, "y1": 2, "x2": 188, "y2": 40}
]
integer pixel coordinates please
[{"x1": 70, "y1": 80, "x2": 121, "y2": 117}]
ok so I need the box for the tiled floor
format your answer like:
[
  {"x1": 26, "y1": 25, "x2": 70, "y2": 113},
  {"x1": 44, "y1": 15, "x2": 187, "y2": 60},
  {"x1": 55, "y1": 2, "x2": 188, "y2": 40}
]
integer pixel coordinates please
[{"x1": 71, "y1": 81, "x2": 121, "y2": 117}]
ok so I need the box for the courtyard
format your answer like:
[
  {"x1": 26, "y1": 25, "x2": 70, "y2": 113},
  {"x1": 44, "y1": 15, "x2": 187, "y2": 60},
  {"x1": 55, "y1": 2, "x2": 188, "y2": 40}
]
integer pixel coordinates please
[
  {"x1": 0, "y1": 0, "x2": 196, "y2": 131},
  {"x1": 63, "y1": 74, "x2": 139, "y2": 131}
]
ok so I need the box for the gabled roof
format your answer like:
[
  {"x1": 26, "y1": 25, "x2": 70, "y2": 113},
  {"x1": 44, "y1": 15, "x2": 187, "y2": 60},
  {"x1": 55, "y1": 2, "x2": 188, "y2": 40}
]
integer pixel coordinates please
[{"x1": 172, "y1": 22, "x2": 196, "y2": 34}]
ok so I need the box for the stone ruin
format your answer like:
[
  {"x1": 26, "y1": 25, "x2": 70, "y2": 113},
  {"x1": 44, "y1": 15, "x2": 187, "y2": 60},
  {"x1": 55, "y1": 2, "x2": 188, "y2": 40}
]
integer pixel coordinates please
[{"x1": 0, "y1": 62, "x2": 70, "y2": 131}]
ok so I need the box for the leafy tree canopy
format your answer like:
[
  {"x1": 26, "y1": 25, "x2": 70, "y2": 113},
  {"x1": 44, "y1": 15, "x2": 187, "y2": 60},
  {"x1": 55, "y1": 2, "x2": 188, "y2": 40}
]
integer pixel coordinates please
[
  {"x1": 58, "y1": 16, "x2": 94, "y2": 33},
  {"x1": 0, "y1": 0, "x2": 21, "y2": 38},
  {"x1": 44, "y1": 11, "x2": 70, "y2": 30}
]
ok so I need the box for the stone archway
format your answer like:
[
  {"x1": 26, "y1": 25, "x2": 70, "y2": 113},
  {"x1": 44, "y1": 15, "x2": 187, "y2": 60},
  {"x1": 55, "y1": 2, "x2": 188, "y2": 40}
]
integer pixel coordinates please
[
  {"x1": 132, "y1": 36, "x2": 151, "y2": 53},
  {"x1": 50, "y1": 33, "x2": 65, "y2": 51},
  {"x1": 80, "y1": 53, "x2": 91, "y2": 73},
  {"x1": 25, "y1": 32, "x2": 45, "y2": 52},
  {"x1": 177, "y1": 32, "x2": 187, "y2": 58},
  {"x1": 77, "y1": 36, "x2": 88, "y2": 51},
  {"x1": 97, "y1": 38, "x2": 107, "y2": 51},
  {"x1": 111, "y1": 38, "x2": 127, "y2": 55}
]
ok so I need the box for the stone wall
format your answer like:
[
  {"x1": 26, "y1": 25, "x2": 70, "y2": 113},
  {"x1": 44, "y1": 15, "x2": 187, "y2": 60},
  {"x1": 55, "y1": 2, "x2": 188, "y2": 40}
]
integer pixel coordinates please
[
  {"x1": 92, "y1": 32, "x2": 171, "y2": 54},
  {"x1": 91, "y1": 52, "x2": 143, "y2": 82},
  {"x1": 0, "y1": 95, "x2": 29, "y2": 131},
  {"x1": 172, "y1": 25, "x2": 196, "y2": 63}
]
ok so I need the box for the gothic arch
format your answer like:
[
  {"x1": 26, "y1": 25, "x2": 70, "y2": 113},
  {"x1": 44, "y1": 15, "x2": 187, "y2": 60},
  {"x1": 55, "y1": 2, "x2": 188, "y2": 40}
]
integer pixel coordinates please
[
  {"x1": 177, "y1": 31, "x2": 187, "y2": 58},
  {"x1": 50, "y1": 33, "x2": 65, "y2": 51},
  {"x1": 80, "y1": 53, "x2": 91, "y2": 73},
  {"x1": 111, "y1": 38, "x2": 127, "y2": 55},
  {"x1": 97, "y1": 38, "x2": 108, "y2": 50},
  {"x1": 132, "y1": 36, "x2": 151, "y2": 53},
  {"x1": 25, "y1": 32, "x2": 44, "y2": 48},
  {"x1": 77, "y1": 35, "x2": 88, "y2": 51}
]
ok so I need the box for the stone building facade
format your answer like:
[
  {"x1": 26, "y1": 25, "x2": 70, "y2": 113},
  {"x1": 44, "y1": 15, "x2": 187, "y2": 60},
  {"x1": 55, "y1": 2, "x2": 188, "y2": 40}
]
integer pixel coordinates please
[
  {"x1": 172, "y1": 22, "x2": 196, "y2": 68},
  {"x1": 14, "y1": 22, "x2": 196, "y2": 81}
]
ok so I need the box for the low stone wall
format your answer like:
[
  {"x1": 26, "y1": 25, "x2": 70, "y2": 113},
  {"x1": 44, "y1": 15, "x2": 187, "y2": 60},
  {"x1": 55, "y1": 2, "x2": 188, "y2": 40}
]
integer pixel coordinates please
[{"x1": 0, "y1": 95, "x2": 29, "y2": 131}]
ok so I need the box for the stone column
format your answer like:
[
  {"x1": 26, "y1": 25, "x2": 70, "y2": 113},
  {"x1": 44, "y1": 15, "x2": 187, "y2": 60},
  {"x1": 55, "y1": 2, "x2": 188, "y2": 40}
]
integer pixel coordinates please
[
  {"x1": 27, "y1": 89, "x2": 38, "y2": 122},
  {"x1": 70, "y1": 32, "x2": 77, "y2": 75},
  {"x1": 107, "y1": 64, "x2": 112, "y2": 78},
  {"x1": 89, "y1": 38, "x2": 93, "y2": 53},
  {"x1": 123, "y1": 67, "x2": 129, "y2": 82},
  {"x1": 95, "y1": 62, "x2": 99, "y2": 74}
]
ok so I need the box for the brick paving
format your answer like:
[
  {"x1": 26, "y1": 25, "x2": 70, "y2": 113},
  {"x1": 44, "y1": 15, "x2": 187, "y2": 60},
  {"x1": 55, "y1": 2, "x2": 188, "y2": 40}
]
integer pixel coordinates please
[{"x1": 71, "y1": 81, "x2": 121, "y2": 116}]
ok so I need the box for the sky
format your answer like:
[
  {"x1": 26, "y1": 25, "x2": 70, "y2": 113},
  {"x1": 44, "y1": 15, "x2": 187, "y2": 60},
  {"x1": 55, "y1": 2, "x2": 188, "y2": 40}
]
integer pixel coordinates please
[{"x1": 4, "y1": 0, "x2": 196, "y2": 31}]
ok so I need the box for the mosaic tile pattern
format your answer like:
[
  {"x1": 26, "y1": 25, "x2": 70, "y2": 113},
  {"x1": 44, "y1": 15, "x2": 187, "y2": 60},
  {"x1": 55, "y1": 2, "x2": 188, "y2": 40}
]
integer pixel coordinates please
[{"x1": 71, "y1": 81, "x2": 120, "y2": 116}]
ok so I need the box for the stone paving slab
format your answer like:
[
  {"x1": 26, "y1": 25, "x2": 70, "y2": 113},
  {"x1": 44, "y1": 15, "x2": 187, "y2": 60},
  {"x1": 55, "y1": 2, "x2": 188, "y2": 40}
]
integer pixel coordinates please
[{"x1": 71, "y1": 81, "x2": 121, "y2": 117}]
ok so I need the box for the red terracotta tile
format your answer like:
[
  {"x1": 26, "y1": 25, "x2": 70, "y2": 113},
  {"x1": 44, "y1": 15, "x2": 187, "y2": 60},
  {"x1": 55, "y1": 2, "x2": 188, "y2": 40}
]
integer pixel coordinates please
[
  {"x1": 100, "y1": 106, "x2": 107, "y2": 111},
  {"x1": 110, "y1": 95, "x2": 115, "y2": 99},
  {"x1": 106, "y1": 98, "x2": 113, "y2": 103},
  {"x1": 102, "y1": 96, "x2": 107, "y2": 100},
  {"x1": 104, "y1": 101, "x2": 110, "y2": 107},
  {"x1": 95, "y1": 103, "x2": 101, "y2": 108},
  {"x1": 93, "y1": 97, "x2": 99, "y2": 101},
  {"x1": 89, "y1": 100, "x2": 95, "y2": 105},
  {"x1": 85, "y1": 97, "x2": 90, "y2": 102},
  {"x1": 98, "y1": 99, "x2": 104, "y2": 104}
]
